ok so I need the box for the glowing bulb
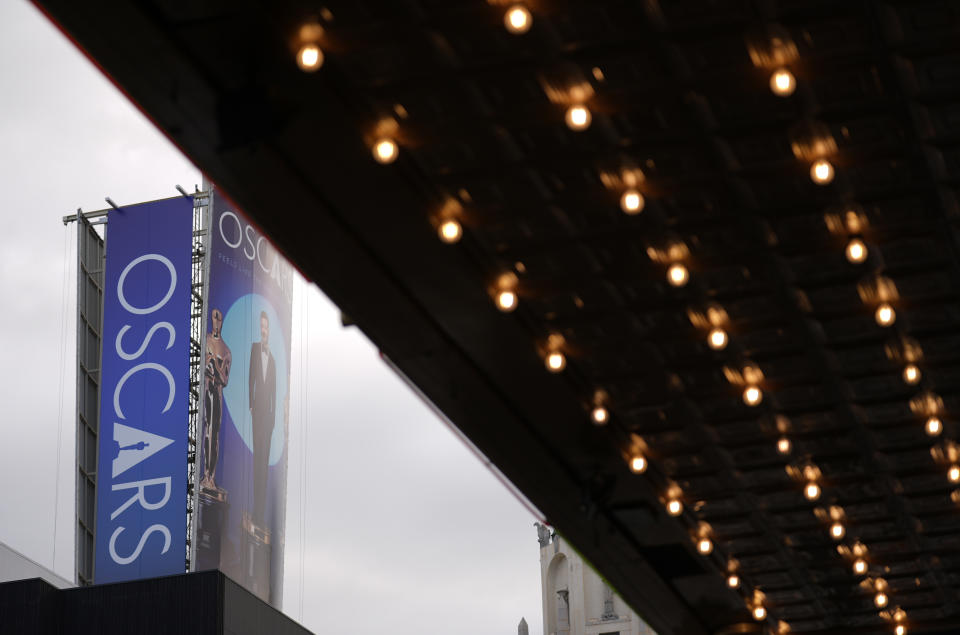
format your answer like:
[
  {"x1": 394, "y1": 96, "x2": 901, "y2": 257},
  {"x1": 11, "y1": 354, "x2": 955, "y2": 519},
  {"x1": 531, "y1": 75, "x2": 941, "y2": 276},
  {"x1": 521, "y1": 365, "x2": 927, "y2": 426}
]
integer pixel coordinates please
[
  {"x1": 708, "y1": 328, "x2": 728, "y2": 350},
  {"x1": 753, "y1": 606, "x2": 767, "y2": 621},
  {"x1": 296, "y1": 44, "x2": 324, "y2": 72},
  {"x1": 629, "y1": 455, "x2": 647, "y2": 473},
  {"x1": 949, "y1": 465, "x2": 960, "y2": 483},
  {"x1": 666, "y1": 499, "x2": 683, "y2": 516},
  {"x1": 830, "y1": 522, "x2": 845, "y2": 540},
  {"x1": 667, "y1": 263, "x2": 689, "y2": 287},
  {"x1": 495, "y1": 289, "x2": 517, "y2": 312},
  {"x1": 592, "y1": 406, "x2": 609, "y2": 426},
  {"x1": 373, "y1": 138, "x2": 399, "y2": 164},
  {"x1": 697, "y1": 538, "x2": 713, "y2": 555},
  {"x1": 926, "y1": 416, "x2": 943, "y2": 437},
  {"x1": 804, "y1": 482, "x2": 821, "y2": 501},
  {"x1": 777, "y1": 437, "x2": 792, "y2": 454},
  {"x1": 875, "y1": 592, "x2": 888, "y2": 608},
  {"x1": 875, "y1": 303, "x2": 896, "y2": 327},
  {"x1": 726, "y1": 574, "x2": 740, "y2": 588},
  {"x1": 620, "y1": 190, "x2": 644, "y2": 214},
  {"x1": 895, "y1": 625, "x2": 906, "y2": 635},
  {"x1": 810, "y1": 159, "x2": 835, "y2": 185},
  {"x1": 743, "y1": 386, "x2": 763, "y2": 406},
  {"x1": 438, "y1": 219, "x2": 462, "y2": 244},
  {"x1": 902, "y1": 364, "x2": 921, "y2": 385},
  {"x1": 770, "y1": 68, "x2": 796, "y2": 96},
  {"x1": 845, "y1": 238, "x2": 867, "y2": 264},
  {"x1": 853, "y1": 558, "x2": 867, "y2": 575},
  {"x1": 504, "y1": 5, "x2": 532, "y2": 34},
  {"x1": 545, "y1": 351, "x2": 566, "y2": 373},
  {"x1": 565, "y1": 105, "x2": 592, "y2": 131}
]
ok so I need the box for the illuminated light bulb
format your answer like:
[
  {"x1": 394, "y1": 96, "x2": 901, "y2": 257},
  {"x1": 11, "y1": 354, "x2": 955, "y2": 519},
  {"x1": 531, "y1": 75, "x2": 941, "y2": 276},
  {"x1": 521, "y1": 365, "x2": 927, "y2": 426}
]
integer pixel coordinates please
[
  {"x1": 777, "y1": 437, "x2": 792, "y2": 454},
  {"x1": 743, "y1": 386, "x2": 763, "y2": 407},
  {"x1": 810, "y1": 159, "x2": 835, "y2": 185},
  {"x1": 438, "y1": 219, "x2": 462, "y2": 244},
  {"x1": 875, "y1": 303, "x2": 896, "y2": 327},
  {"x1": 902, "y1": 364, "x2": 921, "y2": 385},
  {"x1": 845, "y1": 238, "x2": 868, "y2": 264},
  {"x1": 629, "y1": 454, "x2": 647, "y2": 473},
  {"x1": 373, "y1": 138, "x2": 399, "y2": 164},
  {"x1": 949, "y1": 465, "x2": 960, "y2": 483},
  {"x1": 620, "y1": 189, "x2": 645, "y2": 215},
  {"x1": 666, "y1": 499, "x2": 683, "y2": 516},
  {"x1": 875, "y1": 592, "x2": 888, "y2": 608},
  {"x1": 804, "y1": 482, "x2": 821, "y2": 501},
  {"x1": 770, "y1": 68, "x2": 796, "y2": 97},
  {"x1": 753, "y1": 606, "x2": 767, "y2": 621},
  {"x1": 591, "y1": 406, "x2": 609, "y2": 426},
  {"x1": 708, "y1": 328, "x2": 728, "y2": 351},
  {"x1": 697, "y1": 538, "x2": 713, "y2": 555},
  {"x1": 545, "y1": 351, "x2": 566, "y2": 373},
  {"x1": 926, "y1": 416, "x2": 943, "y2": 437},
  {"x1": 296, "y1": 44, "x2": 324, "y2": 72},
  {"x1": 495, "y1": 289, "x2": 518, "y2": 312},
  {"x1": 853, "y1": 558, "x2": 867, "y2": 575},
  {"x1": 667, "y1": 263, "x2": 689, "y2": 287},
  {"x1": 830, "y1": 522, "x2": 845, "y2": 540},
  {"x1": 504, "y1": 4, "x2": 532, "y2": 34},
  {"x1": 727, "y1": 574, "x2": 740, "y2": 589},
  {"x1": 895, "y1": 625, "x2": 906, "y2": 635},
  {"x1": 565, "y1": 105, "x2": 592, "y2": 131}
]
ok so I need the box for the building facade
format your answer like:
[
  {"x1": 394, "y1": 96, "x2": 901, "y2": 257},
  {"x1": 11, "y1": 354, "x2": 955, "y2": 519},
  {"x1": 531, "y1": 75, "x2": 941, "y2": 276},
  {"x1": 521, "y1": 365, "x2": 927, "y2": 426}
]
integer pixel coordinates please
[
  {"x1": 537, "y1": 524, "x2": 655, "y2": 635},
  {"x1": 0, "y1": 541, "x2": 72, "y2": 589}
]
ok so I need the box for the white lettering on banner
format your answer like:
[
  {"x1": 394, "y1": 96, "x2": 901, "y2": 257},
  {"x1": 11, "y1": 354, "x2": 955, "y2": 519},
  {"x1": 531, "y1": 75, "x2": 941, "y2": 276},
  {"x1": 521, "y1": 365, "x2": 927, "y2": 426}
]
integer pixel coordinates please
[
  {"x1": 110, "y1": 477, "x2": 172, "y2": 520},
  {"x1": 109, "y1": 525, "x2": 171, "y2": 565},
  {"x1": 112, "y1": 423, "x2": 176, "y2": 478},
  {"x1": 115, "y1": 322, "x2": 176, "y2": 361},
  {"x1": 219, "y1": 211, "x2": 243, "y2": 248},
  {"x1": 217, "y1": 209, "x2": 294, "y2": 304},
  {"x1": 116, "y1": 254, "x2": 177, "y2": 315},
  {"x1": 113, "y1": 362, "x2": 176, "y2": 420},
  {"x1": 256, "y1": 236, "x2": 271, "y2": 274},
  {"x1": 104, "y1": 246, "x2": 181, "y2": 572},
  {"x1": 244, "y1": 224, "x2": 256, "y2": 260}
]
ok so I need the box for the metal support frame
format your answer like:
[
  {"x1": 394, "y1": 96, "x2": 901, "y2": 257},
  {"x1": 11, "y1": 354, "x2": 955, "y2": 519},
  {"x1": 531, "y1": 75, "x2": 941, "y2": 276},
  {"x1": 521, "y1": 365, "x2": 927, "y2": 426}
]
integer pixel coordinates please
[
  {"x1": 186, "y1": 189, "x2": 211, "y2": 571},
  {"x1": 72, "y1": 213, "x2": 104, "y2": 586}
]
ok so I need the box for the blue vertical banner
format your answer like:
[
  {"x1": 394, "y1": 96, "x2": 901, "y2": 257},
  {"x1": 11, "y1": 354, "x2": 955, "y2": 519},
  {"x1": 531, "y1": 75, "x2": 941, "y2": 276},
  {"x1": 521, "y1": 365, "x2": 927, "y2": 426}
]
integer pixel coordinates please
[{"x1": 94, "y1": 197, "x2": 193, "y2": 584}]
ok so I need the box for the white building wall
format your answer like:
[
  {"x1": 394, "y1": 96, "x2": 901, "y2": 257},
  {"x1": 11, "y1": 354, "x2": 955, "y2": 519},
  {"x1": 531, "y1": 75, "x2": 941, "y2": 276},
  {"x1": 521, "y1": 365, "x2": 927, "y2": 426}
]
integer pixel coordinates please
[
  {"x1": 538, "y1": 528, "x2": 655, "y2": 635},
  {"x1": 0, "y1": 541, "x2": 73, "y2": 589}
]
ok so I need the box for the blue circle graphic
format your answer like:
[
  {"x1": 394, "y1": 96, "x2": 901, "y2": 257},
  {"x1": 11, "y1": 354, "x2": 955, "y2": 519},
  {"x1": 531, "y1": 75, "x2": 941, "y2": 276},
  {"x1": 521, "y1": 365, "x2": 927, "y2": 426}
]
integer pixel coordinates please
[{"x1": 220, "y1": 293, "x2": 288, "y2": 465}]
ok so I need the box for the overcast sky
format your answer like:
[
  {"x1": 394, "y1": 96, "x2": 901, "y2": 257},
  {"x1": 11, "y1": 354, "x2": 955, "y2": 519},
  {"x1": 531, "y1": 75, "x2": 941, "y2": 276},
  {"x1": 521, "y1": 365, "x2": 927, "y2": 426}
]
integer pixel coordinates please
[{"x1": 0, "y1": 2, "x2": 543, "y2": 632}]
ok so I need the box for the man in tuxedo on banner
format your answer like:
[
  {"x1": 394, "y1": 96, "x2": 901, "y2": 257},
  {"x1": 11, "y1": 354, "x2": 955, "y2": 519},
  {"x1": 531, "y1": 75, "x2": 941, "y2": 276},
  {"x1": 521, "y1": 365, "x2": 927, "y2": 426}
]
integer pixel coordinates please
[{"x1": 248, "y1": 310, "x2": 276, "y2": 528}]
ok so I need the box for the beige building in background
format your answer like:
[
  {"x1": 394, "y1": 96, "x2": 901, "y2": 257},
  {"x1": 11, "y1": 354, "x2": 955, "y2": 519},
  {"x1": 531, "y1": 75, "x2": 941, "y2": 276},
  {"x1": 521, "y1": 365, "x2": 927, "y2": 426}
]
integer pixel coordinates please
[{"x1": 537, "y1": 524, "x2": 655, "y2": 635}]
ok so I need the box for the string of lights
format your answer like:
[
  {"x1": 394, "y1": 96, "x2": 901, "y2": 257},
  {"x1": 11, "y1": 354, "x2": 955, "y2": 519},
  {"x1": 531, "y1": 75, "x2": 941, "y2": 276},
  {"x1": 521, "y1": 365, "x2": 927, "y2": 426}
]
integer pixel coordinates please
[{"x1": 285, "y1": 6, "x2": 954, "y2": 633}]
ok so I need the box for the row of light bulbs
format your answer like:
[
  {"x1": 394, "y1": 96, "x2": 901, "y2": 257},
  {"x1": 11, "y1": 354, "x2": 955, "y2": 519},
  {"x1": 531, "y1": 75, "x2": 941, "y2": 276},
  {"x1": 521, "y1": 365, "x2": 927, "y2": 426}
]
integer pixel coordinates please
[
  {"x1": 833, "y1": 202, "x2": 957, "y2": 498},
  {"x1": 767, "y1": 65, "x2": 838, "y2": 188},
  {"x1": 507, "y1": 17, "x2": 913, "y2": 632},
  {"x1": 712, "y1": 46, "x2": 920, "y2": 632},
  {"x1": 811, "y1": 94, "x2": 914, "y2": 635},
  {"x1": 796, "y1": 464, "x2": 901, "y2": 619},
  {"x1": 760, "y1": 46, "x2": 960, "y2": 631},
  {"x1": 292, "y1": 12, "x2": 922, "y2": 632},
  {"x1": 524, "y1": 15, "x2": 926, "y2": 635}
]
